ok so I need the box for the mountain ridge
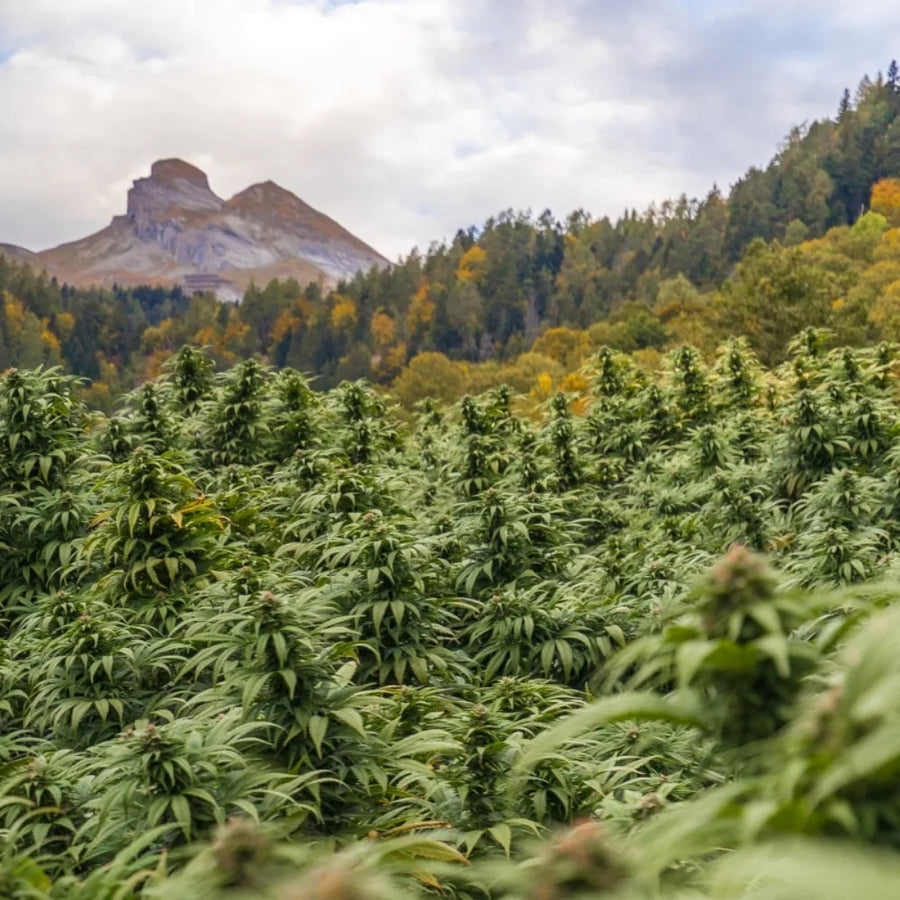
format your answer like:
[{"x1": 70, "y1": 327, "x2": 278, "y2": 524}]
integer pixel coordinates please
[{"x1": 8, "y1": 159, "x2": 388, "y2": 295}]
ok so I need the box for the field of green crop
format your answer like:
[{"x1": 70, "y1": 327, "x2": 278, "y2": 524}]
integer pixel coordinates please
[{"x1": 5, "y1": 335, "x2": 900, "y2": 897}]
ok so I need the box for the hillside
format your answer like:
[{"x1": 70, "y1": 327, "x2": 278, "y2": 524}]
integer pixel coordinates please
[
  {"x1": 13, "y1": 158, "x2": 388, "y2": 292},
  {"x1": 0, "y1": 243, "x2": 41, "y2": 265},
  {"x1": 1, "y1": 68, "x2": 900, "y2": 400}
]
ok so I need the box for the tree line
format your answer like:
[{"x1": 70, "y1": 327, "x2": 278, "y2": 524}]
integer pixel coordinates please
[{"x1": 2, "y1": 66, "x2": 900, "y2": 406}]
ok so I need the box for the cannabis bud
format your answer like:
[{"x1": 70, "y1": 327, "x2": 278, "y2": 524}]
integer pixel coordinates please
[{"x1": 700, "y1": 543, "x2": 776, "y2": 637}]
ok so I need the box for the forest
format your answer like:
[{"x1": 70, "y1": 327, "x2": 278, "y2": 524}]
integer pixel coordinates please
[
  {"x1": 5, "y1": 334, "x2": 900, "y2": 896},
  {"x1": 3, "y1": 68, "x2": 900, "y2": 405}
]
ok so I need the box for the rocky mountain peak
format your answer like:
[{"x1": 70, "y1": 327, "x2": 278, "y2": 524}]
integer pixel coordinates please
[
  {"x1": 150, "y1": 158, "x2": 212, "y2": 188},
  {"x1": 11, "y1": 158, "x2": 389, "y2": 291},
  {"x1": 228, "y1": 180, "x2": 306, "y2": 207},
  {"x1": 127, "y1": 158, "x2": 223, "y2": 224}
]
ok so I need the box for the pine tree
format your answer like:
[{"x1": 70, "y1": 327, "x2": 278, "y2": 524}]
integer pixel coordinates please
[{"x1": 839, "y1": 87, "x2": 852, "y2": 119}]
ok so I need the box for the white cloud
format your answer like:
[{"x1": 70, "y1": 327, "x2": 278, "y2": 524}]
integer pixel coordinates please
[{"x1": 0, "y1": 0, "x2": 896, "y2": 260}]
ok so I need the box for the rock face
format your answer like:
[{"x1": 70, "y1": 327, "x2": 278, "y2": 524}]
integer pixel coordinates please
[{"x1": 10, "y1": 159, "x2": 388, "y2": 294}]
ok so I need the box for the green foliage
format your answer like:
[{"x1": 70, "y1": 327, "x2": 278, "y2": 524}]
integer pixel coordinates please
[
  {"x1": 205, "y1": 359, "x2": 270, "y2": 466},
  {"x1": 8, "y1": 319, "x2": 900, "y2": 896}
]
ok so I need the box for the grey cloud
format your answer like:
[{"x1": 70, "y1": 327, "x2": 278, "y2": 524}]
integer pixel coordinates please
[{"x1": 0, "y1": 0, "x2": 896, "y2": 260}]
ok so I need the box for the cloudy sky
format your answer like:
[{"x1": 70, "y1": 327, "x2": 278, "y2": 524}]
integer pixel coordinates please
[{"x1": 0, "y1": 0, "x2": 898, "y2": 260}]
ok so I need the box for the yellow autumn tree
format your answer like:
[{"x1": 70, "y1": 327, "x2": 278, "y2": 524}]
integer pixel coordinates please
[
  {"x1": 3, "y1": 294, "x2": 53, "y2": 367},
  {"x1": 220, "y1": 308, "x2": 251, "y2": 360},
  {"x1": 872, "y1": 178, "x2": 900, "y2": 226},
  {"x1": 55, "y1": 312, "x2": 75, "y2": 343},
  {"x1": 375, "y1": 341, "x2": 407, "y2": 383},
  {"x1": 456, "y1": 244, "x2": 487, "y2": 283},
  {"x1": 140, "y1": 318, "x2": 180, "y2": 353},
  {"x1": 875, "y1": 228, "x2": 900, "y2": 263},
  {"x1": 654, "y1": 275, "x2": 719, "y2": 354},
  {"x1": 271, "y1": 309, "x2": 301, "y2": 347},
  {"x1": 331, "y1": 294, "x2": 358, "y2": 331},
  {"x1": 406, "y1": 281, "x2": 435, "y2": 336},
  {"x1": 525, "y1": 371, "x2": 558, "y2": 410},
  {"x1": 94, "y1": 355, "x2": 123, "y2": 397},
  {"x1": 81, "y1": 381, "x2": 113, "y2": 413},
  {"x1": 143, "y1": 348, "x2": 175, "y2": 380},
  {"x1": 3, "y1": 292, "x2": 25, "y2": 342},
  {"x1": 392, "y1": 351, "x2": 467, "y2": 407},
  {"x1": 39, "y1": 320, "x2": 62, "y2": 365},
  {"x1": 531, "y1": 327, "x2": 591, "y2": 369},
  {"x1": 184, "y1": 294, "x2": 221, "y2": 345},
  {"x1": 370, "y1": 311, "x2": 395, "y2": 348},
  {"x1": 193, "y1": 326, "x2": 218, "y2": 348},
  {"x1": 509, "y1": 352, "x2": 564, "y2": 387}
]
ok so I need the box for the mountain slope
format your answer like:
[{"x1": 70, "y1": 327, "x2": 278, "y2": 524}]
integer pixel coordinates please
[
  {"x1": 25, "y1": 159, "x2": 388, "y2": 291},
  {"x1": 0, "y1": 243, "x2": 41, "y2": 265}
]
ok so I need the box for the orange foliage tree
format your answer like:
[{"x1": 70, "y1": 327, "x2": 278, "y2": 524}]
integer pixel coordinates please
[
  {"x1": 271, "y1": 309, "x2": 301, "y2": 347},
  {"x1": 872, "y1": 178, "x2": 900, "y2": 226}
]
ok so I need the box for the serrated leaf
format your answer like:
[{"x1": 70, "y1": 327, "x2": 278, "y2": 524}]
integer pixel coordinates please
[
  {"x1": 333, "y1": 706, "x2": 366, "y2": 735},
  {"x1": 309, "y1": 715, "x2": 329, "y2": 757},
  {"x1": 488, "y1": 822, "x2": 512, "y2": 856}
]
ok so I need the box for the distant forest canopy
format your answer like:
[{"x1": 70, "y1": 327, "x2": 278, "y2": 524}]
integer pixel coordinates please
[{"x1": 2, "y1": 66, "x2": 900, "y2": 408}]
